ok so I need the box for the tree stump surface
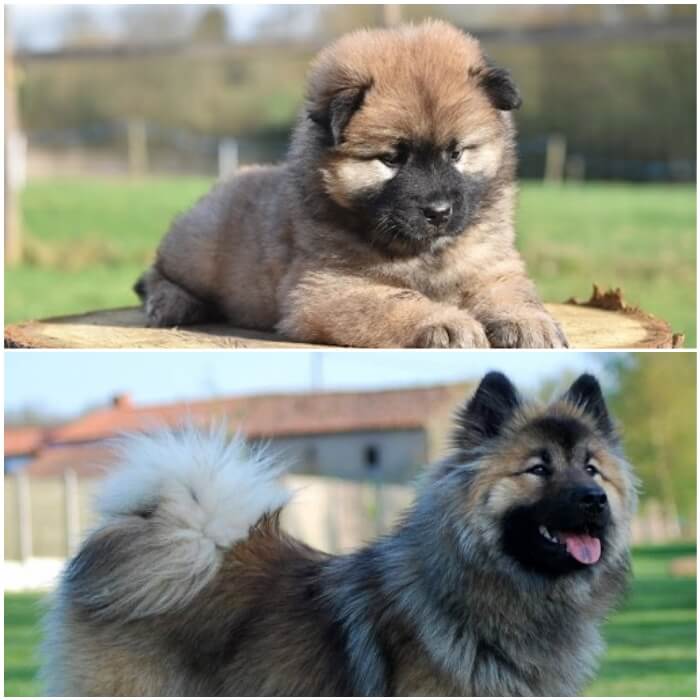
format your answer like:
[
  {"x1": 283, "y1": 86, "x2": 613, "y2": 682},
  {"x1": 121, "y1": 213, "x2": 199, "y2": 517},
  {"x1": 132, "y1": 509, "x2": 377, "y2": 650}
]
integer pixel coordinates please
[{"x1": 5, "y1": 287, "x2": 682, "y2": 350}]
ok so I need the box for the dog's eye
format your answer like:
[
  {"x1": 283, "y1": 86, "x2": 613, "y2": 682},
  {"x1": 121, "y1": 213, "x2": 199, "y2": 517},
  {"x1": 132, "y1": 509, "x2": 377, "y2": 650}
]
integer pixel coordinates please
[
  {"x1": 449, "y1": 147, "x2": 465, "y2": 162},
  {"x1": 526, "y1": 464, "x2": 550, "y2": 477},
  {"x1": 585, "y1": 464, "x2": 600, "y2": 477},
  {"x1": 378, "y1": 148, "x2": 408, "y2": 168}
]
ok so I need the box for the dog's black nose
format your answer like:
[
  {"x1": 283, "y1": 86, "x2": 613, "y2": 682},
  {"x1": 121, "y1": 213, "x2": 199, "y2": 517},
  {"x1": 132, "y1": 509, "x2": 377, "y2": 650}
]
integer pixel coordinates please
[
  {"x1": 421, "y1": 201, "x2": 452, "y2": 226},
  {"x1": 575, "y1": 486, "x2": 608, "y2": 514}
]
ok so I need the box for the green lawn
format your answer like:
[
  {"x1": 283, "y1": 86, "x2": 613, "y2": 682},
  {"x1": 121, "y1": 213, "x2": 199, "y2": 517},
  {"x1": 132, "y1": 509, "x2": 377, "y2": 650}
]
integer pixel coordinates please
[
  {"x1": 4, "y1": 543, "x2": 696, "y2": 696},
  {"x1": 5, "y1": 178, "x2": 697, "y2": 346}
]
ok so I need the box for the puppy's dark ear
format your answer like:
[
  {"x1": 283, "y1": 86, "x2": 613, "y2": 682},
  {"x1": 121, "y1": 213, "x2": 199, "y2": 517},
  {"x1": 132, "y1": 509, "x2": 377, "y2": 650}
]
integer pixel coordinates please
[
  {"x1": 479, "y1": 67, "x2": 522, "y2": 111},
  {"x1": 308, "y1": 83, "x2": 370, "y2": 145},
  {"x1": 563, "y1": 374, "x2": 616, "y2": 438},
  {"x1": 453, "y1": 372, "x2": 521, "y2": 449}
]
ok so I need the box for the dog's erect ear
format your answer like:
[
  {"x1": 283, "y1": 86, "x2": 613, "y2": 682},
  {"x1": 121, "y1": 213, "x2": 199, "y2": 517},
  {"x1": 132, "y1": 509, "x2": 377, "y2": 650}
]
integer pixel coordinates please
[
  {"x1": 308, "y1": 83, "x2": 370, "y2": 145},
  {"x1": 453, "y1": 372, "x2": 521, "y2": 449},
  {"x1": 479, "y1": 67, "x2": 522, "y2": 111},
  {"x1": 563, "y1": 374, "x2": 616, "y2": 438}
]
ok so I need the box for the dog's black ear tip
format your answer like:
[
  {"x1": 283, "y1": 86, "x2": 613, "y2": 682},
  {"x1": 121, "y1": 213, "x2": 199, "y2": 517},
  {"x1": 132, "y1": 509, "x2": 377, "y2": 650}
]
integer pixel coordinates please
[
  {"x1": 482, "y1": 370, "x2": 509, "y2": 382},
  {"x1": 569, "y1": 373, "x2": 604, "y2": 399},
  {"x1": 476, "y1": 371, "x2": 518, "y2": 400}
]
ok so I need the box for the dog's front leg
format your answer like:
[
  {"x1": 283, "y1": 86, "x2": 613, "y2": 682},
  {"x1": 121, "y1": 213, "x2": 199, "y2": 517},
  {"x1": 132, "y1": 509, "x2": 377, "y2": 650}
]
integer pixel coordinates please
[
  {"x1": 278, "y1": 271, "x2": 490, "y2": 348},
  {"x1": 463, "y1": 258, "x2": 568, "y2": 349}
]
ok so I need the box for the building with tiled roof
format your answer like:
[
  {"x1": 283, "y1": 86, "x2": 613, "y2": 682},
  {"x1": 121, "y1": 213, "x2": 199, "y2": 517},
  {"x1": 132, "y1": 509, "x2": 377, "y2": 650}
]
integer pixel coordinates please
[{"x1": 9, "y1": 384, "x2": 472, "y2": 483}]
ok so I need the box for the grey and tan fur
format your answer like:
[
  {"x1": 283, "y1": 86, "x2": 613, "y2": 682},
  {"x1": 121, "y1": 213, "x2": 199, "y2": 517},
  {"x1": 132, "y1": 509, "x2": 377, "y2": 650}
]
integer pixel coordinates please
[
  {"x1": 136, "y1": 21, "x2": 566, "y2": 348},
  {"x1": 42, "y1": 373, "x2": 635, "y2": 696}
]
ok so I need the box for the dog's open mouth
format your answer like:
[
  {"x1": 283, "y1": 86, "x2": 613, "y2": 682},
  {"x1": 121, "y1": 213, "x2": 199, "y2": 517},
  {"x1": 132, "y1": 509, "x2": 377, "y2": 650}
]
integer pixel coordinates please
[{"x1": 538, "y1": 525, "x2": 601, "y2": 565}]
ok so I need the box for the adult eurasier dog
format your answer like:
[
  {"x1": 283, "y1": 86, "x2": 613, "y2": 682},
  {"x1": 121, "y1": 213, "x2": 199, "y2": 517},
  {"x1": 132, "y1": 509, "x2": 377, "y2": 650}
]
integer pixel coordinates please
[
  {"x1": 43, "y1": 373, "x2": 636, "y2": 695},
  {"x1": 135, "y1": 21, "x2": 567, "y2": 348}
]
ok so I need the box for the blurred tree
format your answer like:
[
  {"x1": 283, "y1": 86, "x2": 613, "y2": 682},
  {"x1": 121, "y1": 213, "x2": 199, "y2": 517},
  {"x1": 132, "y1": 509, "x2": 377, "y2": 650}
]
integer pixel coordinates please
[
  {"x1": 118, "y1": 5, "x2": 192, "y2": 46},
  {"x1": 606, "y1": 353, "x2": 696, "y2": 528},
  {"x1": 61, "y1": 7, "x2": 111, "y2": 48},
  {"x1": 254, "y1": 6, "x2": 318, "y2": 42},
  {"x1": 192, "y1": 6, "x2": 229, "y2": 45},
  {"x1": 315, "y1": 5, "x2": 384, "y2": 40}
]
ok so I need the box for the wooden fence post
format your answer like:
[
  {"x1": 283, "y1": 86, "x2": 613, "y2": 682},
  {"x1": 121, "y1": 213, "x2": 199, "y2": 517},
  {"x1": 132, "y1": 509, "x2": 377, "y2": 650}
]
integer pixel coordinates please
[
  {"x1": 544, "y1": 133, "x2": 567, "y2": 183},
  {"x1": 218, "y1": 138, "x2": 239, "y2": 179},
  {"x1": 15, "y1": 471, "x2": 32, "y2": 562},
  {"x1": 383, "y1": 5, "x2": 402, "y2": 26},
  {"x1": 5, "y1": 9, "x2": 22, "y2": 265},
  {"x1": 64, "y1": 469, "x2": 80, "y2": 556},
  {"x1": 127, "y1": 118, "x2": 148, "y2": 176}
]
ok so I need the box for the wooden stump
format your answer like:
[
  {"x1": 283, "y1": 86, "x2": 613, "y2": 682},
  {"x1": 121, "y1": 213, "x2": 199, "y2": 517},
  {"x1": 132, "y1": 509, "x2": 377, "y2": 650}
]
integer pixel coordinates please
[{"x1": 5, "y1": 288, "x2": 682, "y2": 350}]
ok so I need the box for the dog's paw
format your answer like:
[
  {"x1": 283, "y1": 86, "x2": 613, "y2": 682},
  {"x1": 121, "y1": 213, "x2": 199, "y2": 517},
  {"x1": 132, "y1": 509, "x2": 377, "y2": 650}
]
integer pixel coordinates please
[
  {"x1": 412, "y1": 314, "x2": 490, "y2": 348},
  {"x1": 485, "y1": 312, "x2": 568, "y2": 349},
  {"x1": 144, "y1": 293, "x2": 185, "y2": 327},
  {"x1": 143, "y1": 280, "x2": 213, "y2": 328}
]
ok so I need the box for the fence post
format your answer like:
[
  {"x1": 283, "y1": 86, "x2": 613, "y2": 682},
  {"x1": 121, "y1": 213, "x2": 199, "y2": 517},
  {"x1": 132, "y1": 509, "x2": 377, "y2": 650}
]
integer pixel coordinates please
[
  {"x1": 383, "y1": 5, "x2": 402, "y2": 27},
  {"x1": 15, "y1": 471, "x2": 32, "y2": 562},
  {"x1": 64, "y1": 469, "x2": 80, "y2": 556},
  {"x1": 373, "y1": 479, "x2": 385, "y2": 535},
  {"x1": 218, "y1": 138, "x2": 239, "y2": 179},
  {"x1": 544, "y1": 133, "x2": 567, "y2": 183},
  {"x1": 4, "y1": 11, "x2": 22, "y2": 265},
  {"x1": 127, "y1": 118, "x2": 148, "y2": 176}
]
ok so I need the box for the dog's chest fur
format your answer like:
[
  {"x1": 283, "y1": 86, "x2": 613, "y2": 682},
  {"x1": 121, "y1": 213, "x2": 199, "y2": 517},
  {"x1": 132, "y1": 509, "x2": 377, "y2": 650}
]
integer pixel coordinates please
[{"x1": 385, "y1": 597, "x2": 601, "y2": 696}]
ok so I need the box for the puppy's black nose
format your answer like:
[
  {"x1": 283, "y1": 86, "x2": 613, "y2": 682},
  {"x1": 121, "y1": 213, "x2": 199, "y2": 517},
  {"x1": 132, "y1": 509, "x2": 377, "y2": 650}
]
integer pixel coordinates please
[
  {"x1": 575, "y1": 486, "x2": 608, "y2": 514},
  {"x1": 421, "y1": 201, "x2": 452, "y2": 226}
]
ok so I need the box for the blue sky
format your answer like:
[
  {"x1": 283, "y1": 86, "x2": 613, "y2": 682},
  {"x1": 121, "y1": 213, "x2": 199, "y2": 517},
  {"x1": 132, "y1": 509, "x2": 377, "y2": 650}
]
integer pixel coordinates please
[
  {"x1": 5, "y1": 351, "x2": 618, "y2": 418},
  {"x1": 10, "y1": 4, "x2": 277, "y2": 50}
]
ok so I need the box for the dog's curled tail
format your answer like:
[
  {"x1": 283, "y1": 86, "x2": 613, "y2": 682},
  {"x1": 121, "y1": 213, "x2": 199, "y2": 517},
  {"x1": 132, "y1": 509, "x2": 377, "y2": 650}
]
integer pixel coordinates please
[{"x1": 63, "y1": 425, "x2": 289, "y2": 621}]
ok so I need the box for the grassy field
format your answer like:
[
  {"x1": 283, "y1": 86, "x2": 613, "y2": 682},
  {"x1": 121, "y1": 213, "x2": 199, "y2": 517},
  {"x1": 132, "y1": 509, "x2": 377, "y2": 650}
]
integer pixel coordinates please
[
  {"x1": 4, "y1": 543, "x2": 696, "y2": 696},
  {"x1": 4, "y1": 178, "x2": 696, "y2": 346}
]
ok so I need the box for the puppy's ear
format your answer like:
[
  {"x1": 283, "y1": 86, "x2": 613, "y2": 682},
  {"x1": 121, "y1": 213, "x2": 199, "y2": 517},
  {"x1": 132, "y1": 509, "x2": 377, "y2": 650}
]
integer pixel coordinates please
[
  {"x1": 453, "y1": 372, "x2": 521, "y2": 450},
  {"x1": 479, "y1": 67, "x2": 522, "y2": 111},
  {"x1": 563, "y1": 374, "x2": 616, "y2": 438},
  {"x1": 308, "y1": 83, "x2": 371, "y2": 145}
]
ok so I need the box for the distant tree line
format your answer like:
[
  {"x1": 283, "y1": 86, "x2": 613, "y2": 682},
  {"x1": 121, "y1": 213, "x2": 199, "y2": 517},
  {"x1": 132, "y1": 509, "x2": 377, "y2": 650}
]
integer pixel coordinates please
[{"x1": 14, "y1": 4, "x2": 696, "y2": 181}]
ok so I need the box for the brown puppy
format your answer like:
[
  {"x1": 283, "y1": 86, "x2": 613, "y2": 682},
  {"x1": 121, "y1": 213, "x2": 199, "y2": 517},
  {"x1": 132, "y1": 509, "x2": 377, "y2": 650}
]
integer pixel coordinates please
[{"x1": 136, "y1": 21, "x2": 567, "y2": 348}]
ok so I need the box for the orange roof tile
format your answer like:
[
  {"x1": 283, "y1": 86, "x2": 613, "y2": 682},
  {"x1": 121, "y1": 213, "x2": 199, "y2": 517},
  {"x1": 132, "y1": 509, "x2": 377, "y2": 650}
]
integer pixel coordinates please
[
  {"x1": 4, "y1": 426, "x2": 46, "y2": 456},
  {"x1": 47, "y1": 385, "x2": 464, "y2": 445},
  {"x1": 23, "y1": 444, "x2": 118, "y2": 478}
]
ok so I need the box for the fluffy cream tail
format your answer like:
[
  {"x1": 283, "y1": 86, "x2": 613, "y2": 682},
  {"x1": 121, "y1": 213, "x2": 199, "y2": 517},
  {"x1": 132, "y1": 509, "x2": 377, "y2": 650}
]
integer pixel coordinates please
[{"x1": 64, "y1": 425, "x2": 289, "y2": 620}]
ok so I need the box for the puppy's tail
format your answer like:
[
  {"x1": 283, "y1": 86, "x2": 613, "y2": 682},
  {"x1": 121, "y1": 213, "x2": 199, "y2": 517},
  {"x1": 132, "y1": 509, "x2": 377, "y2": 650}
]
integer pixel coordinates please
[{"x1": 63, "y1": 425, "x2": 289, "y2": 621}]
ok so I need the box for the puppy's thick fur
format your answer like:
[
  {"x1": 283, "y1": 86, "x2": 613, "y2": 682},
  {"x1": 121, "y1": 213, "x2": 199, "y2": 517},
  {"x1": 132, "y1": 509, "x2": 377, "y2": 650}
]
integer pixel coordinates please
[
  {"x1": 136, "y1": 21, "x2": 566, "y2": 348},
  {"x1": 42, "y1": 374, "x2": 636, "y2": 696}
]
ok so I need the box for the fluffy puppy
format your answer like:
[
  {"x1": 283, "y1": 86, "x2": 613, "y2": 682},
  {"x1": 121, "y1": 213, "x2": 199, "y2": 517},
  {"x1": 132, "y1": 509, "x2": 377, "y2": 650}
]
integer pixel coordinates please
[{"x1": 136, "y1": 21, "x2": 567, "y2": 348}]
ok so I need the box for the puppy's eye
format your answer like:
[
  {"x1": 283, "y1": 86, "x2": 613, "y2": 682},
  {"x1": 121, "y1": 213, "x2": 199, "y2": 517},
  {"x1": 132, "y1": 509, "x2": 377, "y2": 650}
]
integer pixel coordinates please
[
  {"x1": 526, "y1": 464, "x2": 550, "y2": 477},
  {"x1": 378, "y1": 149, "x2": 407, "y2": 167},
  {"x1": 449, "y1": 147, "x2": 465, "y2": 162},
  {"x1": 585, "y1": 463, "x2": 600, "y2": 477}
]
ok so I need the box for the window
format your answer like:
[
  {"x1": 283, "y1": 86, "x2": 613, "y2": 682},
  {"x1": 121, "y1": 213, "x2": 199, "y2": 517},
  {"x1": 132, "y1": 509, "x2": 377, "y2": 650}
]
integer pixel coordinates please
[{"x1": 364, "y1": 445, "x2": 380, "y2": 470}]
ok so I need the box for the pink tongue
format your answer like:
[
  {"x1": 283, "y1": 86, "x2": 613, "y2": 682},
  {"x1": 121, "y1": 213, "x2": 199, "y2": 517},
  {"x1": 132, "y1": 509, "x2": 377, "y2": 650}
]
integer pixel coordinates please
[{"x1": 560, "y1": 533, "x2": 601, "y2": 564}]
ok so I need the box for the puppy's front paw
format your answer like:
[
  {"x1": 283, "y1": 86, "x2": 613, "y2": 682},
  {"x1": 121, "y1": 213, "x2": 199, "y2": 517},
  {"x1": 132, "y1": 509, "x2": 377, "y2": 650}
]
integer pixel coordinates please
[
  {"x1": 413, "y1": 314, "x2": 490, "y2": 348},
  {"x1": 485, "y1": 312, "x2": 568, "y2": 349},
  {"x1": 143, "y1": 281, "x2": 213, "y2": 328}
]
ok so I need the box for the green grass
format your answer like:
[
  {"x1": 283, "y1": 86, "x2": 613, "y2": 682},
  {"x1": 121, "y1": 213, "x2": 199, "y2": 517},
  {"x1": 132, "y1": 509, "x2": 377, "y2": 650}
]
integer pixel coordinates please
[
  {"x1": 5, "y1": 178, "x2": 696, "y2": 346},
  {"x1": 4, "y1": 592, "x2": 45, "y2": 697},
  {"x1": 518, "y1": 182, "x2": 696, "y2": 347},
  {"x1": 586, "y1": 542, "x2": 697, "y2": 696},
  {"x1": 4, "y1": 543, "x2": 696, "y2": 696}
]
